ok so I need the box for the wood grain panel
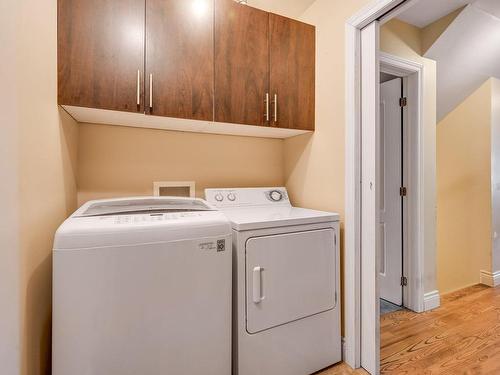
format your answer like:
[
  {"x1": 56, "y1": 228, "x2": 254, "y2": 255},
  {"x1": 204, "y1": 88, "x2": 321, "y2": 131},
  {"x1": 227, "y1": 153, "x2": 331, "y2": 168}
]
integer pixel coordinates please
[
  {"x1": 214, "y1": 0, "x2": 270, "y2": 126},
  {"x1": 146, "y1": 0, "x2": 214, "y2": 120},
  {"x1": 270, "y1": 14, "x2": 315, "y2": 130},
  {"x1": 58, "y1": 0, "x2": 145, "y2": 112}
]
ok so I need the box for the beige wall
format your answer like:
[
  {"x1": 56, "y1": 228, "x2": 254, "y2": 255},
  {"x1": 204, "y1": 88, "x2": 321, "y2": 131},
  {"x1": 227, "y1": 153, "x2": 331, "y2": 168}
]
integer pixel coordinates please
[
  {"x1": 251, "y1": 0, "x2": 316, "y2": 18},
  {"x1": 78, "y1": 124, "x2": 284, "y2": 205},
  {"x1": 4, "y1": 0, "x2": 80, "y2": 374},
  {"x1": 437, "y1": 80, "x2": 492, "y2": 293},
  {"x1": 285, "y1": 0, "x2": 373, "y2": 216},
  {"x1": 0, "y1": 0, "x2": 21, "y2": 373}
]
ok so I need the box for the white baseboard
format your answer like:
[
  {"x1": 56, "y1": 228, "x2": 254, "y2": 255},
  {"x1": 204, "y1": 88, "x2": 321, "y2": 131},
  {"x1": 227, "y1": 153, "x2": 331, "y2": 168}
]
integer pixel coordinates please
[
  {"x1": 423, "y1": 290, "x2": 440, "y2": 311},
  {"x1": 341, "y1": 336, "x2": 346, "y2": 361},
  {"x1": 480, "y1": 270, "x2": 500, "y2": 287}
]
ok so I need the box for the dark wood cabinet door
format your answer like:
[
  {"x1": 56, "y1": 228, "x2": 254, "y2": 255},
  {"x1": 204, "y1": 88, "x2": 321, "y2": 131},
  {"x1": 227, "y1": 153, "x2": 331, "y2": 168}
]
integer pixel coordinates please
[
  {"x1": 270, "y1": 14, "x2": 315, "y2": 130},
  {"x1": 58, "y1": 0, "x2": 145, "y2": 112},
  {"x1": 146, "y1": 0, "x2": 214, "y2": 120},
  {"x1": 215, "y1": 0, "x2": 270, "y2": 126}
]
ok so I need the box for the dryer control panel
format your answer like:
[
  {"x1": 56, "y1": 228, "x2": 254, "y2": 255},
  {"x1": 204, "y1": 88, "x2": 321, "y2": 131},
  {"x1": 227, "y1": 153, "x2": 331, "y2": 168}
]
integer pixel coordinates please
[{"x1": 205, "y1": 188, "x2": 290, "y2": 208}]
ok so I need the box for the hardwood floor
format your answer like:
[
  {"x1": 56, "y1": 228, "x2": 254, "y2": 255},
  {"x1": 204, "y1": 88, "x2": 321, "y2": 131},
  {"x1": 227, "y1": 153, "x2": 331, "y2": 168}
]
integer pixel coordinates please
[
  {"x1": 380, "y1": 284, "x2": 500, "y2": 374},
  {"x1": 317, "y1": 285, "x2": 500, "y2": 375}
]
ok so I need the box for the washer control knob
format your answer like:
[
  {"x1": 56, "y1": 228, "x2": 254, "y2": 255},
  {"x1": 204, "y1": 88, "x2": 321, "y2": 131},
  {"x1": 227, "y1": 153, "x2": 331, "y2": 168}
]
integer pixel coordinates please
[
  {"x1": 215, "y1": 193, "x2": 224, "y2": 202},
  {"x1": 227, "y1": 193, "x2": 236, "y2": 202},
  {"x1": 269, "y1": 190, "x2": 283, "y2": 202}
]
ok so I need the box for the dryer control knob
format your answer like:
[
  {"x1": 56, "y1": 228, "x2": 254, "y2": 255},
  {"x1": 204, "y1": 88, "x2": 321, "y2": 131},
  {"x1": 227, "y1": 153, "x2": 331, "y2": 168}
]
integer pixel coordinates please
[
  {"x1": 227, "y1": 193, "x2": 236, "y2": 201},
  {"x1": 215, "y1": 193, "x2": 224, "y2": 202},
  {"x1": 269, "y1": 190, "x2": 283, "y2": 202}
]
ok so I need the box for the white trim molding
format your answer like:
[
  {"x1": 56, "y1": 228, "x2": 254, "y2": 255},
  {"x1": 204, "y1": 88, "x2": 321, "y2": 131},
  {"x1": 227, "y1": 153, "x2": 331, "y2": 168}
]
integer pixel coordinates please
[
  {"x1": 423, "y1": 290, "x2": 441, "y2": 311},
  {"x1": 480, "y1": 270, "x2": 500, "y2": 287}
]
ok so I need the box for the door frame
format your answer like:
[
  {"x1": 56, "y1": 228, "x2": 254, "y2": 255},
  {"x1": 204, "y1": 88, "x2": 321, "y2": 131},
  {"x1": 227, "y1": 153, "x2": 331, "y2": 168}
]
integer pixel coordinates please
[
  {"x1": 380, "y1": 52, "x2": 424, "y2": 314},
  {"x1": 344, "y1": 0, "x2": 423, "y2": 372},
  {"x1": 379, "y1": 73, "x2": 405, "y2": 307}
]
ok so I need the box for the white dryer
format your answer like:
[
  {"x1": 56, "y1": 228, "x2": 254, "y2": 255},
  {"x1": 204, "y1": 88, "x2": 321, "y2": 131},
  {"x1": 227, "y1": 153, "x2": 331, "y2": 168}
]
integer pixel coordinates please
[
  {"x1": 52, "y1": 197, "x2": 232, "y2": 375},
  {"x1": 205, "y1": 188, "x2": 341, "y2": 375}
]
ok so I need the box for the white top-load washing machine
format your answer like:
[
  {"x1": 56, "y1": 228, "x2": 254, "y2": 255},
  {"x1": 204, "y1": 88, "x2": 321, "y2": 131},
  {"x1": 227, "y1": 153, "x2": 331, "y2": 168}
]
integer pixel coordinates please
[
  {"x1": 205, "y1": 188, "x2": 341, "y2": 375},
  {"x1": 52, "y1": 197, "x2": 232, "y2": 375}
]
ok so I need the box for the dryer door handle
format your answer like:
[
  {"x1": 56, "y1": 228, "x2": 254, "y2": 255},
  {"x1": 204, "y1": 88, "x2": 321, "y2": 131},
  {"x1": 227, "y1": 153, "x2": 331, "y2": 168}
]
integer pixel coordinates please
[{"x1": 252, "y1": 267, "x2": 264, "y2": 304}]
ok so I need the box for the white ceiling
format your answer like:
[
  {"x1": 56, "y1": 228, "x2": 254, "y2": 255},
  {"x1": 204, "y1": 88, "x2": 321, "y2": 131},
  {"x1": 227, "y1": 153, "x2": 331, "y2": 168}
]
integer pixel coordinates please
[
  {"x1": 474, "y1": 0, "x2": 500, "y2": 18},
  {"x1": 424, "y1": 1, "x2": 500, "y2": 120},
  {"x1": 398, "y1": 0, "x2": 472, "y2": 27},
  {"x1": 247, "y1": 0, "x2": 316, "y2": 18}
]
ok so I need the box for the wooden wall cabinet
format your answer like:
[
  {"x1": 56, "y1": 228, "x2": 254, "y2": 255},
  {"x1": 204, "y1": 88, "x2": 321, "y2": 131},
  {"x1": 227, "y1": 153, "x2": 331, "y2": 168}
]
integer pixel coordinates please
[
  {"x1": 58, "y1": 0, "x2": 146, "y2": 113},
  {"x1": 215, "y1": 0, "x2": 270, "y2": 127},
  {"x1": 214, "y1": 0, "x2": 315, "y2": 130},
  {"x1": 270, "y1": 14, "x2": 315, "y2": 131},
  {"x1": 146, "y1": 0, "x2": 214, "y2": 120},
  {"x1": 58, "y1": 0, "x2": 316, "y2": 134}
]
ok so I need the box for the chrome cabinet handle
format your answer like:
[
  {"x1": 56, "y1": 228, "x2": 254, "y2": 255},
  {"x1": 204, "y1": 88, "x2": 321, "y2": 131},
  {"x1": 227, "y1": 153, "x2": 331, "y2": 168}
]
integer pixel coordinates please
[
  {"x1": 273, "y1": 94, "x2": 278, "y2": 123},
  {"x1": 264, "y1": 93, "x2": 270, "y2": 122},
  {"x1": 149, "y1": 73, "x2": 153, "y2": 110},
  {"x1": 136, "y1": 70, "x2": 140, "y2": 106}
]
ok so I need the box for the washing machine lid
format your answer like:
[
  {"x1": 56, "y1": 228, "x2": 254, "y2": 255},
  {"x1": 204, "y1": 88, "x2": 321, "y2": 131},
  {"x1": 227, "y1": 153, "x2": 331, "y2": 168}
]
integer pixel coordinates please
[
  {"x1": 54, "y1": 197, "x2": 230, "y2": 250},
  {"x1": 221, "y1": 206, "x2": 339, "y2": 231},
  {"x1": 76, "y1": 197, "x2": 215, "y2": 217}
]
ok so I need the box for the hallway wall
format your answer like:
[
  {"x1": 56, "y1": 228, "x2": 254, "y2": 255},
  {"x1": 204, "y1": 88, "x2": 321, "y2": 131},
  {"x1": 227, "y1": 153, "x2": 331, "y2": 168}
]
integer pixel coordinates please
[{"x1": 437, "y1": 79, "x2": 492, "y2": 293}]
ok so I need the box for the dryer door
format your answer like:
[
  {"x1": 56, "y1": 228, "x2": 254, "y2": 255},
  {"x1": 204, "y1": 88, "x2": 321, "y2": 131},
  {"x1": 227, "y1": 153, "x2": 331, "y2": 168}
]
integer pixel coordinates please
[{"x1": 245, "y1": 228, "x2": 336, "y2": 334}]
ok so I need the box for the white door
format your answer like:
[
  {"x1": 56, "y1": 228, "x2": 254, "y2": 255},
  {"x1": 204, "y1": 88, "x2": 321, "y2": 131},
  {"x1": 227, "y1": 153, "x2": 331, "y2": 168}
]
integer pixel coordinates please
[
  {"x1": 379, "y1": 77, "x2": 403, "y2": 306},
  {"x1": 245, "y1": 229, "x2": 336, "y2": 334},
  {"x1": 360, "y1": 22, "x2": 380, "y2": 375}
]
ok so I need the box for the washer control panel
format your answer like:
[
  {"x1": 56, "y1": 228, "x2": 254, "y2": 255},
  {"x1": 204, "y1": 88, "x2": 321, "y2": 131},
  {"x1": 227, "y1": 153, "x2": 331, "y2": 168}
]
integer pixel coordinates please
[
  {"x1": 205, "y1": 187, "x2": 290, "y2": 208},
  {"x1": 267, "y1": 189, "x2": 284, "y2": 202},
  {"x1": 99, "y1": 212, "x2": 205, "y2": 225}
]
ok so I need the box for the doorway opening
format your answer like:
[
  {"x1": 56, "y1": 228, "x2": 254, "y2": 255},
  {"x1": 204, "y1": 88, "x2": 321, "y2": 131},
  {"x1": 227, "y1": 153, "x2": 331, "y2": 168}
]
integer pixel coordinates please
[
  {"x1": 378, "y1": 52, "x2": 425, "y2": 319},
  {"x1": 379, "y1": 73, "x2": 406, "y2": 315}
]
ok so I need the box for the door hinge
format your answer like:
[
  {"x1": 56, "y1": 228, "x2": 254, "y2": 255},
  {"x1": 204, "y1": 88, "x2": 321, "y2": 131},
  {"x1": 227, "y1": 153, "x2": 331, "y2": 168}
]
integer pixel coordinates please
[
  {"x1": 400, "y1": 187, "x2": 407, "y2": 197},
  {"x1": 401, "y1": 276, "x2": 408, "y2": 287},
  {"x1": 400, "y1": 97, "x2": 407, "y2": 107},
  {"x1": 335, "y1": 291, "x2": 338, "y2": 304}
]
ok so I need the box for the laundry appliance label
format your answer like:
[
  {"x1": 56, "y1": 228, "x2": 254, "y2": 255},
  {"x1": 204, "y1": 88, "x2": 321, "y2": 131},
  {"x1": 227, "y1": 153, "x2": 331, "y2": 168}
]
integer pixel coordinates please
[{"x1": 198, "y1": 239, "x2": 226, "y2": 253}]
